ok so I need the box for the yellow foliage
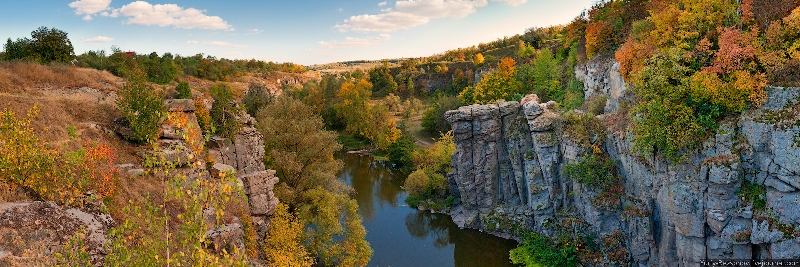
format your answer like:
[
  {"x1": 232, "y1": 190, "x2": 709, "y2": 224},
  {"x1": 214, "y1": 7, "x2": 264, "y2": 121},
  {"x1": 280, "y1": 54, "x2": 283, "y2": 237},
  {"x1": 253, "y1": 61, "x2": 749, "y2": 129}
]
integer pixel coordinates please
[{"x1": 266, "y1": 203, "x2": 314, "y2": 267}]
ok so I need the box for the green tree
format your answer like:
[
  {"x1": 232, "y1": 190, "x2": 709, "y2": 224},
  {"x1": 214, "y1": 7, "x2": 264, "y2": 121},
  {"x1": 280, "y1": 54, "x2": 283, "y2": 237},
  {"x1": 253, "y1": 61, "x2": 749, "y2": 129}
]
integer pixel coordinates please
[
  {"x1": 116, "y1": 71, "x2": 166, "y2": 144},
  {"x1": 518, "y1": 49, "x2": 561, "y2": 101},
  {"x1": 3, "y1": 38, "x2": 37, "y2": 61},
  {"x1": 243, "y1": 83, "x2": 273, "y2": 117},
  {"x1": 175, "y1": 81, "x2": 192, "y2": 99},
  {"x1": 30, "y1": 26, "x2": 74, "y2": 63},
  {"x1": 209, "y1": 83, "x2": 241, "y2": 138},
  {"x1": 144, "y1": 52, "x2": 179, "y2": 84},
  {"x1": 388, "y1": 129, "x2": 416, "y2": 169},
  {"x1": 369, "y1": 61, "x2": 398, "y2": 97},
  {"x1": 422, "y1": 95, "x2": 461, "y2": 134}
]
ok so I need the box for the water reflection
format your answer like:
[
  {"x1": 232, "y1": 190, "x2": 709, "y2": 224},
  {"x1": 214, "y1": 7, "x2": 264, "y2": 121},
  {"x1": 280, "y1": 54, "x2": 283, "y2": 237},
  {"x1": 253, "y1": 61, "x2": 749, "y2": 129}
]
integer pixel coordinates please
[{"x1": 338, "y1": 153, "x2": 518, "y2": 267}]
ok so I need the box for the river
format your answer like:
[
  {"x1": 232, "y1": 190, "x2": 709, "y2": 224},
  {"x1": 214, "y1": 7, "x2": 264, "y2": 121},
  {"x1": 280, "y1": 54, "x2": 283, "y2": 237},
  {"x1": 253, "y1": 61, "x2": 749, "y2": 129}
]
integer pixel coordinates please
[{"x1": 337, "y1": 153, "x2": 518, "y2": 267}]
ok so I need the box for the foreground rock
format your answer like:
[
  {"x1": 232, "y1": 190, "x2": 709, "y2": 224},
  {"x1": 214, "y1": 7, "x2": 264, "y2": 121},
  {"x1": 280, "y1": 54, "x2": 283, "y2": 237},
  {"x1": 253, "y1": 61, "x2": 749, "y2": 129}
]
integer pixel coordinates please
[{"x1": 0, "y1": 202, "x2": 114, "y2": 266}]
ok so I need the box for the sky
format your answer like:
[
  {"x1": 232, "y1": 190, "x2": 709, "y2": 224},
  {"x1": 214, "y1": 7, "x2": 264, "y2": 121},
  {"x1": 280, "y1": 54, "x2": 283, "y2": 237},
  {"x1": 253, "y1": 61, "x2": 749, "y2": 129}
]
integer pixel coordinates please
[{"x1": 0, "y1": 0, "x2": 595, "y2": 65}]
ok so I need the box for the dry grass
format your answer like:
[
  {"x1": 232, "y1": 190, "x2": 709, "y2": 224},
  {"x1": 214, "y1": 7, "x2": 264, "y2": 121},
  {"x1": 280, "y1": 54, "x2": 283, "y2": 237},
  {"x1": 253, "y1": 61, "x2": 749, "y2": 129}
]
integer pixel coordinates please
[{"x1": 0, "y1": 62, "x2": 122, "y2": 94}]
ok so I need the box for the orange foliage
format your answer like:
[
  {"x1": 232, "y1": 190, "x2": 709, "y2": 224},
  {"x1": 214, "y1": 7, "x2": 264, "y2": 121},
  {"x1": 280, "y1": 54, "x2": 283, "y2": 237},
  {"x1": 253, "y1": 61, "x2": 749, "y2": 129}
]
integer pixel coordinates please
[
  {"x1": 497, "y1": 57, "x2": 516, "y2": 74},
  {"x1": 615, "y1": 40, "x2": 656, "y2": 80},
  {"x1": 742, "y1": 0, "x2": 755, "y2": 25},
  {"x1": 703, "y1": 27, "x2": 759, "y2": 75},
  {"x1": 585, "y1": 20, "x2": 613, "y2": 58},
  {"x1": 83, "y1": 142, "x2": 120, "y2": 198}
]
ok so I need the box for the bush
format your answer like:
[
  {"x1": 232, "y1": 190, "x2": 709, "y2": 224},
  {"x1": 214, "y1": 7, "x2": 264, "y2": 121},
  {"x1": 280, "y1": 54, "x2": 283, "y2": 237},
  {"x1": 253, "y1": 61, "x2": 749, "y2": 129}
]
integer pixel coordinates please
[
  {"x1": 404, "y1": 170, "x2": 430, "y2": 197},
  {"x1": 562, "y1": 152, "x2": 622, "y2": 209},
  {"x1": 210, "y1": 83, "x2": 242, "y2": 138},
  {"x1": 116, "y1": 71, "x2": 166, "y2": 144},
  {"x1": 175, "y1": 81, "x2": 191, "y2": 99},
  {"x1": 1, "y1": 107, "x2": 120, "y2": 204},
  {"x1": 421, "y1": 95, "x2": 461, "y2": 135},
  {"x1": 510, "y1": 232, "x2": 578, "y2": 267},
  {"x1": 739, "y1": 179, "x2": 767, "y2": 210}
]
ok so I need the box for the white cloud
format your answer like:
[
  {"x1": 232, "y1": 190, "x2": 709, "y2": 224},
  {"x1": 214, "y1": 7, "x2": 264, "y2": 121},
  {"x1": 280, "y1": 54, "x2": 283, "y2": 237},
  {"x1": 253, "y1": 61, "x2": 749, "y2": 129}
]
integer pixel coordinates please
[
  {"x1": 204, "y1": 41, "x2": 247, "y2": 49},
  {"x1": 108, "y1": 1, "x2": 231, "y2": 30},
  {"x1": 247, "y1": 29, "x2": 264, "y2": 35},
  {"x1": 493, "y1": 0, "x2": 526, "y2": 6},
  {"x1": 69, "y1": 0, "x2": 112, "y2": 20},
  {"x1": 336, "y1": 12, "x2": 428, "y2": 32},
  {"x1": 83, "y1": 36, "x2": 114, "y2": 42},
  {"x1": 186, "y1": 40, "x2": 199, "y2": 44},
  {"x1": 336, "y1": 0, "x2": 527, "y2": 32},
  {"x1": 378, "y1": 1, "x2": 388, "y2": 6},
  {"x1": 319, "y1": 34, "x2": 391, "y2": 48}
]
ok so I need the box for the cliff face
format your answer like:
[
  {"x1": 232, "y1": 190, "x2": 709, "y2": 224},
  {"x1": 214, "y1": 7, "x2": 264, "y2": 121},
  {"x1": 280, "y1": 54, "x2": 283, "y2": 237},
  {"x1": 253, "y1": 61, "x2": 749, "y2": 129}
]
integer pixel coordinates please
[{"x1": 445, "y1": 58, "x2": 800, "y2": 266}]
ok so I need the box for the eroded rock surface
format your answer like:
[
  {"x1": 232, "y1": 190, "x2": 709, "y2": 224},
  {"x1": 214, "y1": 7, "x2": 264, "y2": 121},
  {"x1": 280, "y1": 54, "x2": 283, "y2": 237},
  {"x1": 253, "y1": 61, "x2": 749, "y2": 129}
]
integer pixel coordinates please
[
  {"x1": 0, "y1": 202, "x2": 114, "y2": 266},
  {"x1": 447, "y1": 64, "x2": 800, "y2": 266}
]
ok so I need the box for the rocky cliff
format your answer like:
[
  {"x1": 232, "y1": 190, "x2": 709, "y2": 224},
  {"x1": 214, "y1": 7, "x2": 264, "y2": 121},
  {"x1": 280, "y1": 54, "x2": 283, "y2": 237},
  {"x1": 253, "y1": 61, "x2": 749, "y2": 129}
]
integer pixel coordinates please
[{"x1": 445, "y1": 58, "x2": 800, "y2": 266}]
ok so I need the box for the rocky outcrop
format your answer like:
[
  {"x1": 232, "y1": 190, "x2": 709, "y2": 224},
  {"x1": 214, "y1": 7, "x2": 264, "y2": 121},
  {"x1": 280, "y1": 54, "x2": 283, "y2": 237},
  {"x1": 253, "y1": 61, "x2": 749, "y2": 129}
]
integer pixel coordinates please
[
  {"x1": 575, "y1": 56, "x2": 628, "y2": 113},
  {"x1": 447, "y1": 71, "x2": 800, "y2": 265},
  {"x1": 0, "y1": 201, "x2": 114, "y2": 266}
]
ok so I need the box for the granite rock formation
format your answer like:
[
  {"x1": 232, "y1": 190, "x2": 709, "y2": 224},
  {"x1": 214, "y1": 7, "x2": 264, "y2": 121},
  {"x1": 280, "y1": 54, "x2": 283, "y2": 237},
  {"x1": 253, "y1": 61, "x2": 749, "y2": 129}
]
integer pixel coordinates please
[{"x1": 445, "y1": 57, "x2": 800, "y2": 266}]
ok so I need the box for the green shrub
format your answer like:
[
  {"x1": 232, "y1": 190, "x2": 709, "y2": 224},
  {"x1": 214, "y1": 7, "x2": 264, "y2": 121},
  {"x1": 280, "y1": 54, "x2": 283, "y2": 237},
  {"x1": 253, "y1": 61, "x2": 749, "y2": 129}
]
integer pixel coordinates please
[
  {"x1": 510, "y1": 232, "x2": 578, "y2": 267},
  {"x1": 564, "y1": 112, "x2": 604, "y2": 148},
  {"x1": 175, "y1": 81, "x2": 191, "y2": 99},
  {"x1": 739, "y1": 179, "x2": 766, "y2": 210},
  {"x1": 116, "y1": 72, "x2": 165, "y2": 144},
  {"x1": 421, "y1": 95, "x2": 461, "y2": 135},
  {"x1": 563, "y1": 152, "x2": 622, "y2": 208},
  {"x1": 210, "y1": 83, "x2": 242, "y2": 138}
]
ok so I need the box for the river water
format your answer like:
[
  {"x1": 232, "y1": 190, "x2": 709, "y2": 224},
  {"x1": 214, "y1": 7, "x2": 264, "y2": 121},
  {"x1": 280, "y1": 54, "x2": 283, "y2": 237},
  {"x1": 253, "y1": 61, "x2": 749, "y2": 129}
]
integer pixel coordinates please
[{"x1": 337, "y1": 153, "x2": 518, "y2": 267}]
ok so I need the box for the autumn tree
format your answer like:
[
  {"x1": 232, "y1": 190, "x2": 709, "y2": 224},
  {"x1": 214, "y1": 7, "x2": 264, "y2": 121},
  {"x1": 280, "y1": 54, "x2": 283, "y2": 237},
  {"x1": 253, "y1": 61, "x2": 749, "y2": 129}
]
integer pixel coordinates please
[
  {"x1": 467, "y1": 57, "x2": 521, "y2": 104},
  {"x1": 473, "y1": 53, "x2": 485, "y2": 67},
  {"x1": 265, "y1": 203, "x2": 314, "y2": 267},
  {"x1": 256, "y1": 96, "x2": 372, "y2": 266},
  {"x1": 613, "y1": 0, "x2": 769, "y2": 162}
]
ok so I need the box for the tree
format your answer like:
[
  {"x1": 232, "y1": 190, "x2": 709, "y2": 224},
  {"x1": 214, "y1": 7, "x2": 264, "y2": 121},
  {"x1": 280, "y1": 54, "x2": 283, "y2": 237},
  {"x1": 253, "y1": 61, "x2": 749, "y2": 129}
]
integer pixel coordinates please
[
  {"x1": 469, "y1": 57, "x2": 521, "y2": 104},
  {"x1": 243, "y1": 83, "x2": 273, "y2": 117},
  {"x1": 422, "y1": 95, "x2": 461, "y2": 134},
  {"x1": 116, "y1": 71, "x2": 166, "y2": 144},
  {"x1": 368, "y1": 61, "x2": 398, "y2": 97},
  {"x1": 29, "y1": 27, "x2": 74, "y2": 63},
  {"x1": 265, "y1": 204, "x2": 314, "y2": 267},
  {"x1": 473, "y1": 53, "x2": 485, "y2": 67},
  {"x1": 3, "y1": 38, "x2": 37, "y2": 61},
  {"x1": 518, "y1": 49, "x2": 561, "y2": 101},
  {"x1": 209, "y1": 83, "x2": 241, "y2": 138},
  {"x1": 255, "y1": 96, "x2": 372, "y2": 266}
]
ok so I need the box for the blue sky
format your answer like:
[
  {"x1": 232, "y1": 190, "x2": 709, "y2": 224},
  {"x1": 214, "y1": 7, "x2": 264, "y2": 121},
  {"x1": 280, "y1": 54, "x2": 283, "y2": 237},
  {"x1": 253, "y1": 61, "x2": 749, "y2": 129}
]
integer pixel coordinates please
[{"x1": 1, "y1": 0, "x2": 594, "y2": 65}]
